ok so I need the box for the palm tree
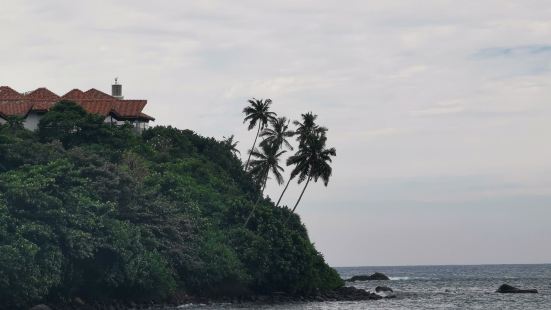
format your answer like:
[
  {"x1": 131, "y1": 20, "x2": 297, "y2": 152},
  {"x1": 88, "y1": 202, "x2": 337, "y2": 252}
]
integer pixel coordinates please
[
  {"x1": 244, "y1": 144, "x2": 286, "y2": 226},
  {"x1": 293, "y1": 112, "x2": 327, "y2": 147},
  {"x1": 242, "y1": 98, "x2": 277, "y2": 171},
  {"x1": 275, "y1": 112, "x2": 325, "y2": 207},
  {"x1": 222, "y1": 135, "x2": 240, "y2": 157},
  {"x1": 287, "y1": 133, "x2": 336, "y2": 213},
  {"x1": 260, "y1": 116, "x2": 295, "y2": 208},
  {"x1": 260, "y1": 117, "x2": 294, "y2": 151}
]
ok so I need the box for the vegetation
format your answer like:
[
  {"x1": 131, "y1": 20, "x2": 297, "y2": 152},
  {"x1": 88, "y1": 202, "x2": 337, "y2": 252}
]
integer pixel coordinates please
[
  {"x1": 259, "y1": 117, "x2": 294, "y2": 152},
  {"x1": 242, "y1": 98, "x2": 277, "y2": 171},
  {"x1": 287, "y1": 132, "x2": 336, "y2": 212},
  {"x1": 222, "y1": 135, "x2": 240, "y2": 156},
  {"x1": 244, "y1": 144, "x2": 286, "y2": 226},
  {"x1": 0, "y1": 101, "x2": 342, "y2": 309}
]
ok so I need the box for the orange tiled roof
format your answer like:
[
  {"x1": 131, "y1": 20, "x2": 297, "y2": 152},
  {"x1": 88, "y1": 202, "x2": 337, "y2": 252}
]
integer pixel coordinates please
[
  {"x1": 0, "y1": 101, "x2": 33, "y2": 116},
  {"x1": 0, "y1": 86, "x2": 24, "y2": 100},
  {"x1": 61, "y1": 89, "x2": 88, "y2": 100},
  {"x1": 26, "y1": 87, "x2": 60, "y2": 101},
  {"x1": 84, "y1": 88, "x2": 115, "y2": 100},
  {"x1": 0, "y1": 86, "x2": 153, "y2": 121}
]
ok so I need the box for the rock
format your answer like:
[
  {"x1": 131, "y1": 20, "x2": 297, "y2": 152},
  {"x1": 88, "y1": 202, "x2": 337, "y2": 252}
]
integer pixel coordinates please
[
  {"x1": 496, "y1": 284, "x2": 538, "y2": 294},
  {"x1": 332, "y1": 286, "x2": 384, "y2": 301},
  {"x1": 348, "y1": 272, "x2": 390, "y2": 281},
  {"x1": 375, "y1": 286, "x2": 393, "y2": 293},
  {"x1": 29, "y1": 305, "x2": 51, "y2": 310}
]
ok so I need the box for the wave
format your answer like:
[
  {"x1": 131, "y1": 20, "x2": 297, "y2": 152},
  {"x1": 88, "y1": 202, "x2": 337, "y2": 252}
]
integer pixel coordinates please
[{"x1": 390, "y1": 276, "x2": 437, "y2": 281}]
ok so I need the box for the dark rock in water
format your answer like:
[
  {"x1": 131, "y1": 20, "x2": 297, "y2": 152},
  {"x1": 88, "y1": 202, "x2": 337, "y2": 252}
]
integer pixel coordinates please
[
  {"x1": 347, "y1": 275, "x2": 370, "y2": 281},
  {"x1": 29, "y1": 305, "x2": 51, "y2": 310},
  {"x1": 348, "y1": 272, "x2": 390, "y2": 281},
  {"x1": 333, "y1": 286, "x2": 383, "y2": 300},
  {"x1": 496, "y1": 284, "x2": 538, "y2": 294},
  {"x1": 375, "y1": 286, "x2": 394, "y2": 293}
]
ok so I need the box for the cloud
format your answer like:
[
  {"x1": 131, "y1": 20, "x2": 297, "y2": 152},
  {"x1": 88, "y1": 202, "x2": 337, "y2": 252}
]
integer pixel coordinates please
[
  {"x1": 358, "y1": 127, "x2": 403, "y2": 139},
  {"x1": 388, "y1": 65, "x2": 428, "y2": 79},
  {"x1": 471, "y1": 44, "x2": 551, "y2": 77},
  {"x1": 474, "y1": 45, "x2": 551, "y2": 58},
  {"x1": 411, "y1": 105, "x2": 465, "y2": 116},
  {"x1": 2, "y1": 0, "x2": 551, "y2": 266}
]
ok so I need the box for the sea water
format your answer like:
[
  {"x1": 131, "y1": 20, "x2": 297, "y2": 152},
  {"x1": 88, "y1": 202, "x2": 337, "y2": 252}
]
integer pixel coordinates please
[{"x1": 182, "y1": 264, "x2": 551, "y2": 309}]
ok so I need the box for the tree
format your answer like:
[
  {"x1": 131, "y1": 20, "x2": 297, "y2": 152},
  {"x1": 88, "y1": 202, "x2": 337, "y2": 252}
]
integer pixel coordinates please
[
  {"x1": 38, "y1": 100, "x2": 103, "y2": 147},
  {"x1": 260, "y1": 117, "x2": 294, "y2": 208},
  {"x1": 259, "y1": 117, "x2": 294, "y2": 151},
  {"x1": 222, "y1": 135, "x2": 240, "y2": 157},
  {"x1": 275, "y1": 112, "x2": 325, "y2": 207},
  {"x1": 287, "y1": 133, "x2": 336, "y2": 213},
  {"x1": 4, "y1": 116, "x2": 25, "y2": 132},
  {"x1": 244, "y1": 144, "x2": 286, "y2": 226},
  {"x1": 37, "y1": 100, "x2": 137, "y2": 150},
  {"x1": 293, "y1": 112, "x2": 327, "y2": 147},
  {"x1": 242, "y1": 98, "x2": 276, "y2": 171}
]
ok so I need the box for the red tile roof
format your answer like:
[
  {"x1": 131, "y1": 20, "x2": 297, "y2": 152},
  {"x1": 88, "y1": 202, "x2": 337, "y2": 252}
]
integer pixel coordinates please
[
  {"x1": 0, "y1": 86, "x2": 24, "y2": 100},
  {"x1": 26, "y1": 87, "x2": 60, "y2": 101},
  {"x1": 84, "y1": 88, "x2": 114, "y2": 100},
  {"x1": 61, "y1": 89, "x2": 87, "y2": 100},
  {"x1": 0, "y1": 86, "x2": 154, "y2": 121},
  {"x1": 0, "y1": 101, "x2": 33, "y2": 116}
]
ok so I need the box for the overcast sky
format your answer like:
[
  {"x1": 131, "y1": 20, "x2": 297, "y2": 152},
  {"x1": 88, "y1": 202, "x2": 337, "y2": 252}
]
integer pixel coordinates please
[{"x1": 1, "y1": 0, "x2": 551, "y2": 266}]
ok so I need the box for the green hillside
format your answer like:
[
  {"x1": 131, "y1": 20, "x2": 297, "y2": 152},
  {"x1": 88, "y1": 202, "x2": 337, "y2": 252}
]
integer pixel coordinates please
[{"x1": 0, "y1": 102, "x2": 342, "y2": 309}]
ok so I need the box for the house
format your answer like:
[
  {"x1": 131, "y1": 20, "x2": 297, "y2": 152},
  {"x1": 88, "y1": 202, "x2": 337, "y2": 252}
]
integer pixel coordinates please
[{"x1": 0, "y1": 81, "x2": 154, "y2": 132}]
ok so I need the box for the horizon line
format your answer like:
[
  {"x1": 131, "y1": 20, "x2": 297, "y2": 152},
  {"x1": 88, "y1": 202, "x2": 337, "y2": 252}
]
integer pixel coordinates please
[{"x1": 333, "y1": 262, "x2": 551, "y2": 268}]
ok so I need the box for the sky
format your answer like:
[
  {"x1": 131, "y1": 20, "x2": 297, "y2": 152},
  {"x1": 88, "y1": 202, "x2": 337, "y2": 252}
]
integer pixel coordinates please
[{"x1": 1, "y1": 0, "x2": 551, "y2": 266}]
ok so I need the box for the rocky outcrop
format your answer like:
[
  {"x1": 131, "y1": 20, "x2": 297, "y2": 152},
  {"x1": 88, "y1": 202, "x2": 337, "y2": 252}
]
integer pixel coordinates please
[
  {"x1": 48, "y1": 286, "x2": 389, "y2": 309},
  {"x1": 496, "y1": 284, "x2": 538, "y2": 294},
  {"x1": 29, "y1": 305, "x2": 51, "y2": 310},
  {"x1": 331, "y1": 286, "x2": 383, "y2": 300},
  {"x1": 348, "y1": 272, "x2": 390, "y2": 281},
  {"x1": 375, "y1": 286, "x2": 393, "y2": 293}
]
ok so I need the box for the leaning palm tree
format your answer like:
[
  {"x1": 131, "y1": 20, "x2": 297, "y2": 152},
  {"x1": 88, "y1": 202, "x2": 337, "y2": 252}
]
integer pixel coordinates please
[
  {"x1": 222, "y1": 135, "x2": 240, "y2": 157},
  {"x1": 287, "y1": 133, "x2": 336, "y2": 213},
  {"x1": 260, "y1": 117, "x2": 294, "y2": 151},
  {"x1": 242, "y1": 98, "x2": 277, "y2": 171},
  {"x1": 244, "y1": 144, "x2": 286, "y2": 226},
  {"x1": 275, "y1": 112, "x2": 325, "y2": 207},
  {"x1": 260, "y1": 116, "x2": 295, "y2": 208}
]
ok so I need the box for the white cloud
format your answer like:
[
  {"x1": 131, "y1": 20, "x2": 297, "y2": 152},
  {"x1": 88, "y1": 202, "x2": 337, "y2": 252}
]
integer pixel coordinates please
[{"x1": 2, "y1": 0, "x2": 551, "y2": 266}]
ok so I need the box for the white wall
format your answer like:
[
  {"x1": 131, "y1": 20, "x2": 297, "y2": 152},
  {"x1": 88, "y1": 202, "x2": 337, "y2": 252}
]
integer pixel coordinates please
[
  {"x1": 17, "y1": 113, "x2": 150, "y2": 132},
  {"x1": 23, "y1": 112, "x2": 42, "y2": 131},
  {"x1": 104, "y1": 115, "x2": 127, "y2": 126}
]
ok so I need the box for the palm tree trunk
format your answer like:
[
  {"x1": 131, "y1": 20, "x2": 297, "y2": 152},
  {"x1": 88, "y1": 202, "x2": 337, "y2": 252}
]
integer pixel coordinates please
[
  {"x1": 291, "y1": 175, "x2": 311, "y2": 213},
  {"x1": 275, "y1": 177, "x2": 292, "y2": 208},
  {"x1": 244, "y1": 124, "x2": 261, "y2": 171},
  {"x1": 244, "y1": 173, "x2": 268, "y2": 227}
]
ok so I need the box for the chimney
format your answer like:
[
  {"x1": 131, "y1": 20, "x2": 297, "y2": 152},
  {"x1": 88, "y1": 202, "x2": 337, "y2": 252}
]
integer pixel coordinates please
[{"x1": 111, "y1": 78, "x2": 123, "y2": 99}]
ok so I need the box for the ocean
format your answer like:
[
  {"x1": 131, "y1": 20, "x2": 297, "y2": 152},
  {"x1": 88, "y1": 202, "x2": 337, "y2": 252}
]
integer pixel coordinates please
[{"x1": 182, "y1": 264, "x2": 551, "y2": 309}]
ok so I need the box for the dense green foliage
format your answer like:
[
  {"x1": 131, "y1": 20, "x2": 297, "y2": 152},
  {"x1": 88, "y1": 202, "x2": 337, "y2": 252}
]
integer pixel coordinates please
[{"x1": 0, "y1": 102, "x2": 342, "y2": 309}]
